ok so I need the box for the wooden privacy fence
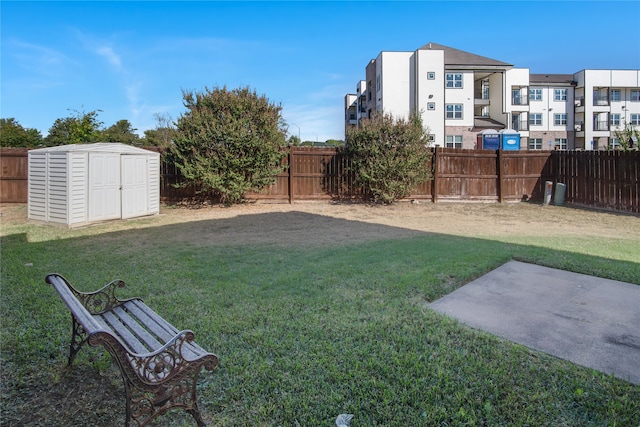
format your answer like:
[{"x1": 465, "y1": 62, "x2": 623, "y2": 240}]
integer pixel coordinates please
[
  {"x1": 0, "y1": 148, "x2": 28, "y2": 203},
  {"x1": 2, "y1": 147, "x2": 638, "y2": 213}
]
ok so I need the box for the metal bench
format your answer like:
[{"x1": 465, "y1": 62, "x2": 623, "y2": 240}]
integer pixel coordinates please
[{"x1": 46, "y1": 273, "x2": 218, "y2": 427}]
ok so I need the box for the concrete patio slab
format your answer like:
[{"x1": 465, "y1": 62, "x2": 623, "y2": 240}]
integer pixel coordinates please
[{"x1": 429, "y1": 260, "x2": 640, "y2": 385}]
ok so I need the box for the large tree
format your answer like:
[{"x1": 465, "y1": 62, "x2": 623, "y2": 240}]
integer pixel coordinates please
[
  {"x1": 141, "y1": 112, "x2": 176, "y2": 148},
  {"x1": 345, "y1": 112, "x2": 433, "y2": 204},
  {"x1": 102, "y1": 119, "x2": 140, "y2": 145},
  {"x1": 172, "y1": 86, "x2": 288, "y2": 205},
  {"x1": 44, "y1": 109, "x2": 103, "y2": 146},
  {"x1": 0, "y1": 118, "x2": 43, "y2": 148}
]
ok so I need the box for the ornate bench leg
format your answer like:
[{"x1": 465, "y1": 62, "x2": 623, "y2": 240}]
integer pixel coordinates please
[
  {"x1": 68, "y1": 315, "x2": 88, "y2": 366},
  {"x1": 123, "y1": 368, "x2": 208, "y2": 426}
]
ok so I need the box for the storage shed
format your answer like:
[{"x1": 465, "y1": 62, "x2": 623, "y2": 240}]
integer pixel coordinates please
[{"x1": 28, "y1": 143, "x2": 160, "y2": 226}]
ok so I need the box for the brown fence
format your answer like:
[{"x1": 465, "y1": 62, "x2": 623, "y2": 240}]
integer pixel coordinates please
[
  {"x1": 0, "y1": 148, "x2": 28, "y2": 203},
  {"x1": 3, "y1": 147, "x2": 638, "y2": 213},
  {"x1": 555, "y1": 150, "x2": 639, "y2": 213}
]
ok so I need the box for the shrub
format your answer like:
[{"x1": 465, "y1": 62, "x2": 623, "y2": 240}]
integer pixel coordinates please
[
  {"x1": 172, "y1": 86, "x2": 288, "y2": 205},
  {"x1": 345, "y1": 113, "x2": 433, "y2": 204}
]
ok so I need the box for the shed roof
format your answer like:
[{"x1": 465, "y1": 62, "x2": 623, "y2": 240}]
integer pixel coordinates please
[{"x1": 30, "y1": 142, "x2": 159, "y2": 155}]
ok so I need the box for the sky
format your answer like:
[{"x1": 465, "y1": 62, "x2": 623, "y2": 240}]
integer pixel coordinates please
[{"x1": 2, "y1": 1, "x2": 640, "y2": 143}]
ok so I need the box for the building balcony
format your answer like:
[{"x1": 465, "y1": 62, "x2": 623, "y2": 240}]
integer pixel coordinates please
[
  {"x1": 594, "y1": 121, "x2": 609, "y2": 131},
  {"x1": 593, "y1": 96, "x2": 609, "y2": 106},
  {"x1": 512, "y1": 95, "x2": 529, "y2": 106}
]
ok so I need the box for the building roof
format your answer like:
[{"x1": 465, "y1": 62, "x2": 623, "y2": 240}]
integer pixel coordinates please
[
  {"x1": 472, "y1": 117, "x2": 506, "y2": 131},
  {"x1": 418, "y1": 42, "x2": 512, "y2": 68},
  {"x1": 529, "y1": 74, "x2": 576, "y2": 85}
]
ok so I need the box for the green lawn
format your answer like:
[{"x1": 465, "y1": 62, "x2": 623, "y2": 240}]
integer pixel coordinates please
[{"x1": 1, "y1": 204, "x2": 639, "y2": 426}]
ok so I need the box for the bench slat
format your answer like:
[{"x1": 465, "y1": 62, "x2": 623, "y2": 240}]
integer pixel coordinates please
[
  {"x1": 47, "y1": 275, "x2": 103, "y2": 333},
  {"x1": 111, "y1": 306, "x2": 165, "y2": 352},
  {"x1": 101, "y1": 311, "x2": 151, "y2": 354},
  {"x1": 124, "y1": 300, "x2": 206, "y2": 360},
  {"x1": 126, "y1": 300, "x2": 210, "y2": 358},
  {"x1": 124, "y1": 300, "x2": 178, "y2": 341}
]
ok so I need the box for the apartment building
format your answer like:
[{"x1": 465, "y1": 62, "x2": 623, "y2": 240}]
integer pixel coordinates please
[{"x1": 345, "y1": 43, "x2": 640, "y2": 150}]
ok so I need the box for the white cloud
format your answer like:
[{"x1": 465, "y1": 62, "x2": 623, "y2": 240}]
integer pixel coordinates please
[{"x1": 96, "y1": 46, "x2": 122, "y2": 70}]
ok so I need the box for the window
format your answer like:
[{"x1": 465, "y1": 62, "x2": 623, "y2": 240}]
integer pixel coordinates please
[
  {"x1": 554, "y1": 114, "x2": 567, "y2": 126},
  {"x1": 445, "y1": 135, "x2": 463, "y2": 148},
  {"x1": 555, "y1": 138, "x2": 568, "y2": 150},
  {"x1": 529, "y1": 138, "x2": 542, "y2": 150},
  {"x1": 554, "y1": 89, "x2": 567, "y2": 101},
  {"x1": 427, "y1": 72, "x2": 435, "y2": 80},
  {"x1": 530, "y1": 113, "x2": 542, "y2": 126},
  {"x1": 610, "y1": 89, "x2": 621, "y2": 102},
  {"x1": 445, "y1": 73, "x2": 463, "y2": 88},
  {"x1": 427, "y1": 102, "x2": 436, "y2": 110},
  {"x1": 632, "y1": 90, "x2": 640, "y2": 102},
  {"x1": 529, "y1": 89, "x2": 542, "y2": 101},
  {"x1": 610, "y1": 114, "x2": 620, "y2": 126},
  {"x1": 631, "y1": 114, "x2": 640, "y2": 125},
  {"x1": 610, "y1": 138, "x2": 621, "y2": 149},
  {"x1": 445, "y1": 104, "x2": 463, "y2": 119}
]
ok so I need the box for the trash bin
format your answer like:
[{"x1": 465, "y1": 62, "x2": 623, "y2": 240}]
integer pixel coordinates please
[
  {"x1": 553, "y1": 183, "x2": 566, "y2": 206},
  {"x1": 543, "y1": 181, "x2": 553, "y2": 206}
]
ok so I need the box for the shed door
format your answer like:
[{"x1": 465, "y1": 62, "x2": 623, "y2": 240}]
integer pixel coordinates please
[
  {"x1": 88, "y1": 153, "x2": 121, "y2": 221},
  {"x1": 121, "y1": 155, "x2": 148, "y2": 219}
]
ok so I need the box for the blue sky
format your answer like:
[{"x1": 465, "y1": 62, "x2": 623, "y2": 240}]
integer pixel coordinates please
[{"x1": 2, "y1": 1, "x2": 639, "y2": 142}]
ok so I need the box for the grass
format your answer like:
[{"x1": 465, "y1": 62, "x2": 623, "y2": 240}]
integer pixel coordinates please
[{"x1": 1, "y1": 204, "x2": 639, "y2": 426}]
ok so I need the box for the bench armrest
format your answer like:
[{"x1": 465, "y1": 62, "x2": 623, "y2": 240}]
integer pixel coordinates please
[
  {"x1": 46, "y1": 273, "x2": 135, "y2": 315},
  {"x1": 89, "y1": 329, "x2": 218, "y2": 386}
]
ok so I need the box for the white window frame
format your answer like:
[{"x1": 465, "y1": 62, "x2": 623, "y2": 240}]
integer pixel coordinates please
[
  {"x1": 610, "y1": 114, "x2": 621, "y2": 127},
  {"x1": 555, "y1": 138, "x2": 568, "y2": 150},
  {"x1": 631, "y1": 90, "x2": 640, "y2": 102},
  {"x1": 529, "y1": 138, "x2": 542, "y2": 150},
  {"x1": 529, "y1": 89, "x2": 542, "y2": 101},
  {"x1": 631, "y1": 114, "x2": 640, "y2": 125},
  {"x1": 445, "y1": 73, "x2": 463, "y2": 88},
  {"x1": 530, "y1": 113, "x2": 542, "y2": 126},
  {"x1": 554, "y1": 89, "x2": 567, "y2": 101},
  {"x1": 445, "y1": 104, "x2": 463, "y2": 119},
  {"x1": 445, "y1": 135, "x2": 463, "y2": 148},
  {"x1": 610, "y1": 89, "x2": 621, "y2": 102},
  {"x1": 554, "y1": 113, "x2": 567, "y2": 126},
  {"x1": 610, "y1": 138, "x2": 621, "y2": 149}
]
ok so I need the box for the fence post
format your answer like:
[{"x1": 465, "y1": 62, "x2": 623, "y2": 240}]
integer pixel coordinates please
[
  {"x1": 432, "y1": 146, "x2": 438, "y2": 203},
  {"x1": 288, "y1": 147, "x2": 294, "y2": 204},
  {"x1": 497, "y1": 149, "x2": 505, "y2": 203}
]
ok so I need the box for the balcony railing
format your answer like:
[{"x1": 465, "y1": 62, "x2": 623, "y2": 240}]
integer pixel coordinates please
[
  {"x1": 512, "y1": 120, "x2": 529, "y2": 132},
  {"x1": 512, "y1": 94, "x2": 529, "y2": 106},
  {"x1": 594, "y1": 121, "x2": 609, "y2": 131},
  {"x1": 593, "y1": 95, "x2": 609, "y2": 106}
]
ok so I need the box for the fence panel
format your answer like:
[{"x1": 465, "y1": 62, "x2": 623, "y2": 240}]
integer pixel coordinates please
[
  {"x1": 435, "y1": 149, "x2": 499, "y2": 201},
  {"x1": 0, "y1": 148, "x2": 29, "y2": 203}
]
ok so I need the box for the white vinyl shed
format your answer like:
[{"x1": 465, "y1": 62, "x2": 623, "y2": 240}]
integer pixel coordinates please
[{"x1": 28, "y1": 143, "x2": 160, "y2": 226}]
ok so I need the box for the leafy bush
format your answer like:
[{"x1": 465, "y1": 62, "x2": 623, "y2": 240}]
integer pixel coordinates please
[
  {"x1": 345, "y1": 113, "x2": 433, "y2": 204},
  {"x1": 172, "y1": 86, "x2": 288, "y2": 205}
]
